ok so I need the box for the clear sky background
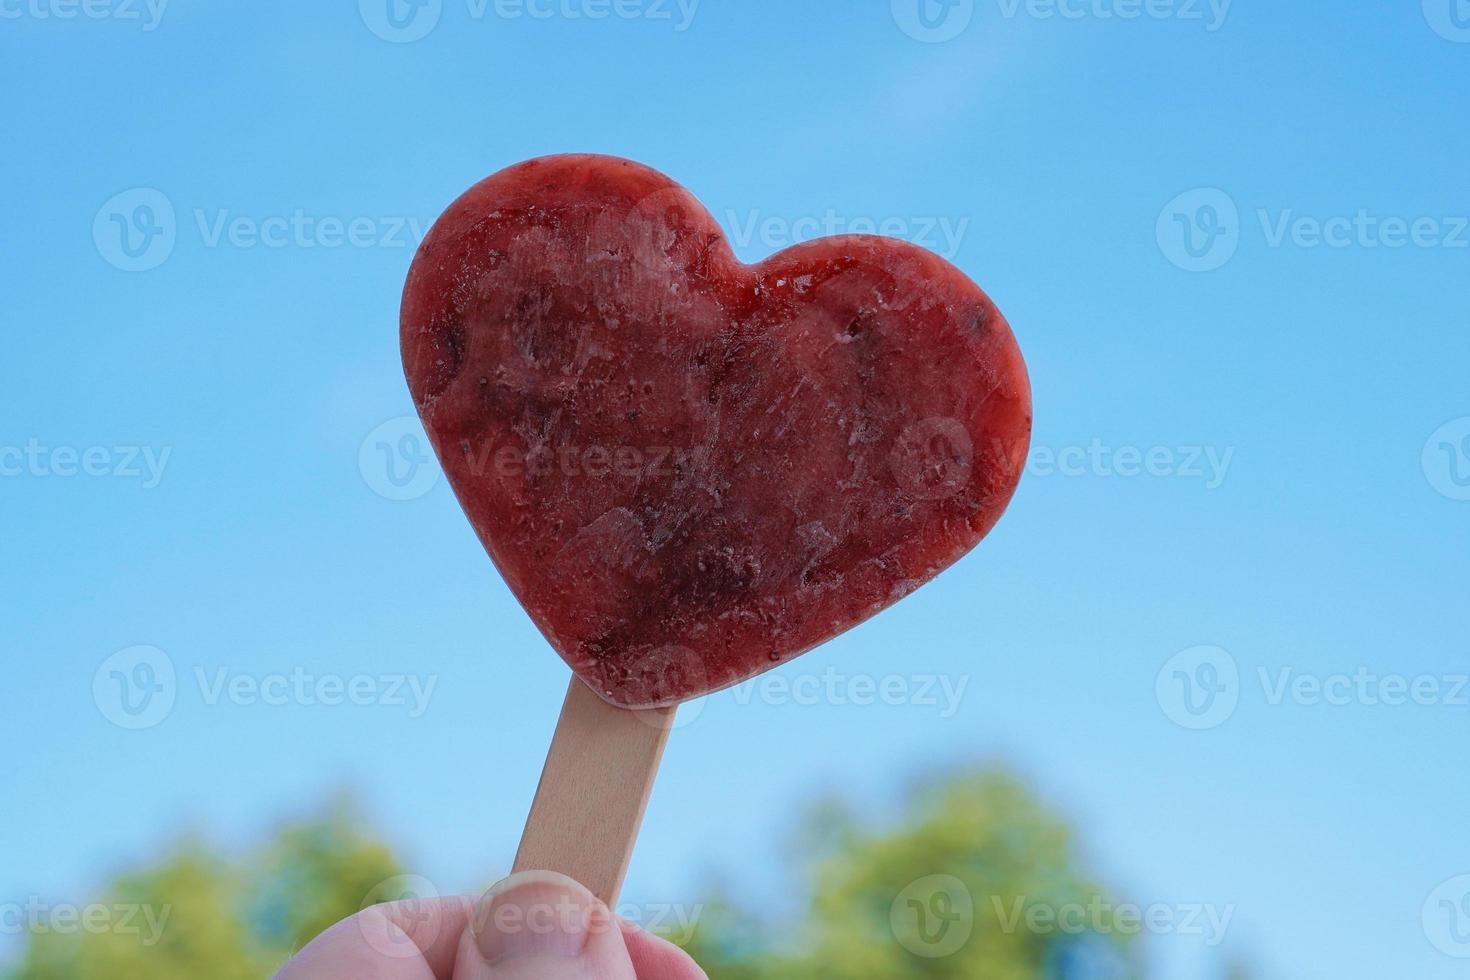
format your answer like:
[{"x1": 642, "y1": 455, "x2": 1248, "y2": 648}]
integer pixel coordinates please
[{"x1": 3, "y1": 2, "x2": 1468, "y2": 977}]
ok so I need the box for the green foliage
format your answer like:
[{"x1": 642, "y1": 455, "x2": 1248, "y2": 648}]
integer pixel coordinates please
[
  {"x1": 3, "y1": 798, "x2": 402, "y2": 980},
  {"x1": 679, "y1": 769, "x2": 1144, "y2": 979},
  {"x1": 4, "y1": 769, "x2": 1242, "y2": 980},
  {"x1": 244, "y1": 793, "x2": 405, "y2": 956}
]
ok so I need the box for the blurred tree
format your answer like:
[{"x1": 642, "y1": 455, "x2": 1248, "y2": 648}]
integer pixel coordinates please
[
  {"x1": 244, "y1": 792, "x2": 405, "y2": 956},
  {"x1": 3, "y1": 770, "x2": 1248, "y2": 980},
  {"x1": 3, "y1": 798, "x2": 402, "y2": 980},
  {"x1": 678, "y1": 769, "x2": 1145, "y2": 979},
  {"x1": 7, "y1": 843, "x2": 266, "y2": 980}
]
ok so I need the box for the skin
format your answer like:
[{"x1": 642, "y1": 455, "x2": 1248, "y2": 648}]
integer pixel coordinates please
[{"x1": 276, "y1": 871, "x2": 706, "y2": 980}]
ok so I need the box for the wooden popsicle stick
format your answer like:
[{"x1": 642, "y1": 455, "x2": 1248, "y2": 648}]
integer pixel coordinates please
[{"x1": 512, "y1": 677, "x2": 676, "y2": 905}]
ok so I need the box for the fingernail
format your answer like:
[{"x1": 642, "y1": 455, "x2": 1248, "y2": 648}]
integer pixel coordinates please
[{"x1": 474, "y1": 871, "x2": 599, "y2": 964}]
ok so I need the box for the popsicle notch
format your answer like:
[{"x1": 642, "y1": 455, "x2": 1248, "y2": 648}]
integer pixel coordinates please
[{"x1": 401, "y1": 154, "x2": 1032, "y2": 710}]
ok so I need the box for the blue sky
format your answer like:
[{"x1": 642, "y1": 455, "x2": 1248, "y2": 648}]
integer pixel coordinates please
[{"x1": 3, "y1": 1, "x2": 1469, "y2": 977}]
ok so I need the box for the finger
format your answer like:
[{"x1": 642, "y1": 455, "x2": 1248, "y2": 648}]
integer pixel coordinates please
[
  {"x1": 619, "y1": 920, "x2": 708, "y2": 980},
  {"x1": 451, "y1": 871, "x2": 637, "y2": 980},
  {"x1": 275, "y1": 895, "x2": 477, "y2": 980}
]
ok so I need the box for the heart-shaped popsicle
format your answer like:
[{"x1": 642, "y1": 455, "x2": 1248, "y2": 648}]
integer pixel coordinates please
[
  {"x1": 402, "y1": 154, "x2": 1031, "y2": 710},
  {"x1": 401, "y1": 155, "x2": 1030, "y2": 902}
]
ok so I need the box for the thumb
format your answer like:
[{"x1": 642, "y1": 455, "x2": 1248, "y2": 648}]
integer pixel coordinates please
[{"x1": 452, "y1": 871, "x2": 637, "y2": 980}]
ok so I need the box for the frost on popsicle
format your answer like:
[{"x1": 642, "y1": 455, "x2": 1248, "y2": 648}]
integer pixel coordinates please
[{"x1": 401, "y1": 154, "x2": 1031, "y2": 707}]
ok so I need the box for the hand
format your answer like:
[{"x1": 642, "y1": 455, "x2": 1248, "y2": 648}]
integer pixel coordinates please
[{"x1": 276, "y1": 870, "x2": 707, "y2": 979}]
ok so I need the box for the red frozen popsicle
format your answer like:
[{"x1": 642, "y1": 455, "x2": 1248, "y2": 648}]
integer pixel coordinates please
[
  {"x1": 403, "y1": 154, "x2": 1030, "y2": 703},
  {"x1": 401, "y1": 154, "x2": 1030, "y2": 899}
]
